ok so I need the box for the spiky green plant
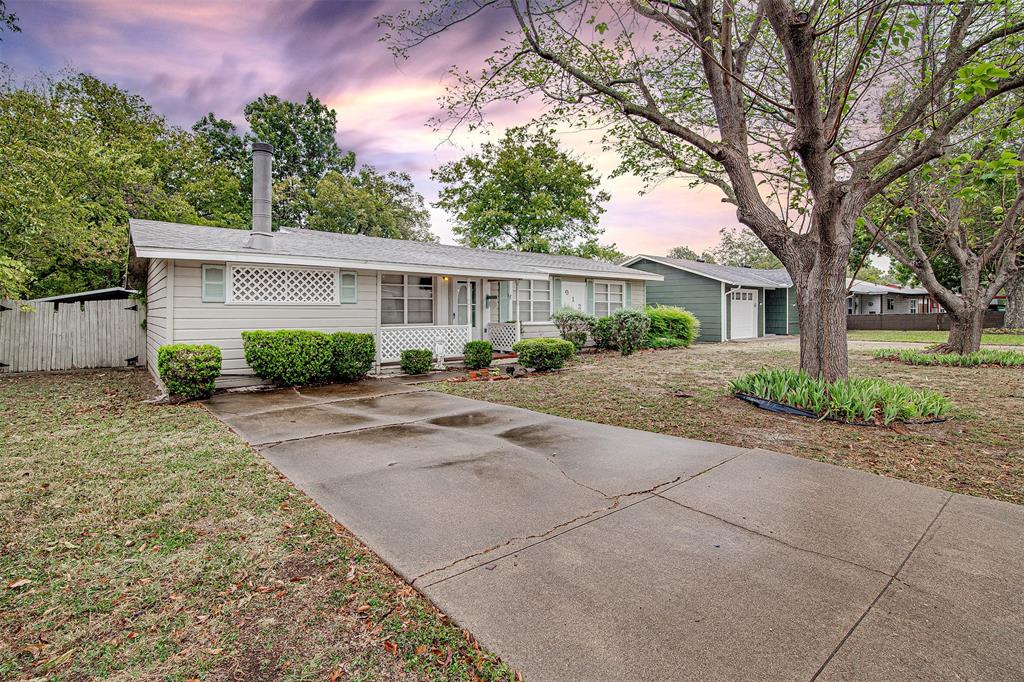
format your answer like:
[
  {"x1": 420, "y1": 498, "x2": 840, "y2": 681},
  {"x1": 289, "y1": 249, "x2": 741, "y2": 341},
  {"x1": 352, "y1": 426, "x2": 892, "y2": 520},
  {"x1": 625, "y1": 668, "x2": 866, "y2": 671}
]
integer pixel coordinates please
[
  {"x1": 729, "y1": 368, "x2": 952, "y2": 425},
  {"x1": 873, "y1": 348, "x2": 1024, "y2": 367}
]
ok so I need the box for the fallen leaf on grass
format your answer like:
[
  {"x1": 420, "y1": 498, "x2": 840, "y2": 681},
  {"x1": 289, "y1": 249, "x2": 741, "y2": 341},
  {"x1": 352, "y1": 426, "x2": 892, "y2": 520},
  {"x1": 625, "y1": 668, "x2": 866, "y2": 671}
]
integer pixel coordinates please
[
  {"x1": 383, "y1": 640, "x2": 398, "y2": 654},
  {"x1": 7, "y1": 578, "x2": 31, "y2": 589}
]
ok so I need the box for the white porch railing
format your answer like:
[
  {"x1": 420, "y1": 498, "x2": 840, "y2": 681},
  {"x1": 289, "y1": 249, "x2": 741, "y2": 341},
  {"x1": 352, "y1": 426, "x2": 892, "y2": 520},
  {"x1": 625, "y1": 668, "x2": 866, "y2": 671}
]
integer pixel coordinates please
[
  {"x1": 486, "y1": 322, "x2": 521, "y2": 353},
  {"x1": 379, "y1": 325, "x2": 472, "y2": 363}
]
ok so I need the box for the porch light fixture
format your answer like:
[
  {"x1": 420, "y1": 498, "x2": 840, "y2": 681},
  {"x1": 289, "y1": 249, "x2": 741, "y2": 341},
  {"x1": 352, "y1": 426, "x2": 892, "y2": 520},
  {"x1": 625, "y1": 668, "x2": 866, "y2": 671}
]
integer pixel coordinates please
[{"x1": 442, "y1": 276, "x2": 449, "y2": 281}]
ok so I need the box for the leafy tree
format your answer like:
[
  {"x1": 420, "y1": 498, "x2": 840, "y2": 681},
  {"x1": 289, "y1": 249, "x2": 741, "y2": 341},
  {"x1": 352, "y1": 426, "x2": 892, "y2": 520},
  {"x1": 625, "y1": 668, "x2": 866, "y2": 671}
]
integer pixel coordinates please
[
  {"x1": 0, "y1": 72, "x2": 242, "y2": 297},
  {"x1": 864, "y1": 111, "x2": 1024, "y2": 352},
  {"x1": 0, "y1": 0, "x2": 19, "y2": 39},
  {"x1": 309, "y1": 167, "x2": 436, "y2": 241},
  {"x1": 558, "y1": 240, "x2": 625, "y2": 263},
  {"x1": 431, "y1": 128, "x2": 609, "y2": 253},
  {"x1": 705, "y1": 227, "x2": 782, "y2": 269},
  {"x1": 667, "y1": 245, "x2": 704, "y2": 261},
  {"x1": 385, "y1": 0, "x2": 1024, "y2": 380}
]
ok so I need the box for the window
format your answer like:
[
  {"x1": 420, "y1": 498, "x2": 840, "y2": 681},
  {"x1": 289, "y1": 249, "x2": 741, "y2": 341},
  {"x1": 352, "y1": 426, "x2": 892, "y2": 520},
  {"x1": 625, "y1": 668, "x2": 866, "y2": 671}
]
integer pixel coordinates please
[
  {"x1": 516, "y1": 279, "x2": 551, "y2": 322},
  {"x1": 340, "y1": 271, "x2": 358, "y2": 303},
  {"x1": 228, "y1": 265, "x2": 338, "y2": 304},
  {"x1": 594, "y1": 281, "x2": 624, "y2": 317},
  {"x1": 909, "y1": 299, "x2": 918, "y2": 314},
  {"x1": 381, "y1": 274, "x2": 433, "y2": 325},
  {"x1": 202, "y1": 265, "x2": 225, "y2": 303},
  {"x1": 887, "y1": 298, "x2": 894, "y2": 311}
]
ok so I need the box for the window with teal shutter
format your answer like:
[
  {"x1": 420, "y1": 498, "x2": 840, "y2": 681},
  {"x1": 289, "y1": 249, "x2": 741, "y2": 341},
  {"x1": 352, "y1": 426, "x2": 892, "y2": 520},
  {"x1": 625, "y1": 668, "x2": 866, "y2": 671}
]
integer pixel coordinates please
[
  {"x1": 202, "y1": 264, "x2": 225, "y2": 303},
  {"x1": 340, "y1": 271, "x2": 358, "y2": 303}
]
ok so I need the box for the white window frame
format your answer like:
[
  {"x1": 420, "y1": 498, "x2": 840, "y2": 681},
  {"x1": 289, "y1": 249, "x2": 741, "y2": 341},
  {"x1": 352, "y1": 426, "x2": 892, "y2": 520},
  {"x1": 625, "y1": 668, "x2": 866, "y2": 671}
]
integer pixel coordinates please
[
  {"x1": 340, "y1": 271, "x2": 358, "y2": 304},
  {"x1": 201, "y1": 264, "x2": 226, "y2": 303},
  {"x1": 225, "y1": 263, "x2": 340, "y2": 305},
  {"x1": 515, "y1": 279, "x2": 551, "y2": 324},
  {"x1": 593, "y1": 280, "x2": 625, "y2": 318},
  {"x1": 909, "y1": 298, "x2": 918, "y2": 314},
  {"x1": 380, "y1": 273, "x2": 434, "y2": 326}
]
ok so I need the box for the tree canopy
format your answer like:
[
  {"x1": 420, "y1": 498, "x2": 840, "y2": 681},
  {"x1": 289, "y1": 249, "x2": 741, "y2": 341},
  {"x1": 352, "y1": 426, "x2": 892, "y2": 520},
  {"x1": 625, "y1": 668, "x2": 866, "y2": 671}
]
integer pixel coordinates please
[
  {"x1": 432, "y1": 128, "x2": 610, "y2": 253},
  {"x1": 309, "y1": 167, "x2": 436, "y2": 241},
  {"x1": 385, "y1": 0, "x2": 1024, "y2": 379}
]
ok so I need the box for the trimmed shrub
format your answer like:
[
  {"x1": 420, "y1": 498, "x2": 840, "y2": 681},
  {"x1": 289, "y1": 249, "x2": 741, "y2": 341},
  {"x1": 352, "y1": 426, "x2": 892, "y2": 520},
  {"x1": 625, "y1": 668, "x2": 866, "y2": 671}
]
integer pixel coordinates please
[
  {"x1": 551, "y1": 308, "x2": 596, "y2": 351},
  {"x1": 590, "y1": 316, "x2": 617, "y2": 350},
  {"x1": 400, "y1": 348, "x2": 433, "y2": 375},
  {"x1": 157, "y1": 343, "x2": 221, "y2": 399},
  {"x1": 463, "y1": 340, "x2": 493, "y2": 370},
  {"x1": 512, "y1": 337, "x2": 575, "y2": 371},
  {"x1": 332, "y1": 332, "x2": 375, "y2": 381},
  {"x1": 730, "y1": 367, "x2": 951, "y2": 425},
  {"x1": 609, "y1": 308, "x2": 651, "y2": 356},
  {"x1": 646, "y1": 305, "x2": 700, "y2": 347},
  {"x1": 242, "y1": 330, "x2": 334, "y2": 386}
]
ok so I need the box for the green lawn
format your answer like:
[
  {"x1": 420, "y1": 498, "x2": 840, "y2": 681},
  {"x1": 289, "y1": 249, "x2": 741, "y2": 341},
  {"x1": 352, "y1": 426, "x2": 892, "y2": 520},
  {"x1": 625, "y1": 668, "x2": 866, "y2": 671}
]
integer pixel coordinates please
[
  {"x1": 847, "y1": 329, "x2": 1024, "y2": 346},
  {"x1": 0, "y1": 371, "x2": 514, "y2": 681}
]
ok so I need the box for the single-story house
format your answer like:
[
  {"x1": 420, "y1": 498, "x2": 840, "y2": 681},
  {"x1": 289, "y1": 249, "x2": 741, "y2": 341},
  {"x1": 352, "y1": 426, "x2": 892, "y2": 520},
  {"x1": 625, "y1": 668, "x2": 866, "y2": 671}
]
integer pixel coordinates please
[
  {"x1": 846, "y1": 280, "x2": 933, "y2": 315},
  {"x1": 621, "y1": 255, "x2": 798, "y2": 342},
  {"x1": 128, "y1": 144, "x2": 660, "y2": 390}
]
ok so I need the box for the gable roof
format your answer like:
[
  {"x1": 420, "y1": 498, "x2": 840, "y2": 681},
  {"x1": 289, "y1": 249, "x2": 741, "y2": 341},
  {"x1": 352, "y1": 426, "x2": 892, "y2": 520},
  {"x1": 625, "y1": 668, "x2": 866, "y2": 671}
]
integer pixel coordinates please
[
  {"x1": 623, "y1": 254, "x2": 792, "y2": 287},
  {"x1": 129, "y1": 219, "x2": 662, "y2": 281}
]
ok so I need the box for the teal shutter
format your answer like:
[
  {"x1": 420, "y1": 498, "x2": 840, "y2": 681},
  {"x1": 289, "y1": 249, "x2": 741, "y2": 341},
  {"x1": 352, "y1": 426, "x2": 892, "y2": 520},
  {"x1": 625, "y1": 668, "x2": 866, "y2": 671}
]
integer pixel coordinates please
[
  {"x1": 551, "y1": 278, "x2": 561, "y2": 311},
  {"x1": 625, "y1": 282, "x2": 632, "y2": 309},
  {"x1": 499, "y1": 281, "x2": 510, "y2": 321},
  {"x1": 585, "y1": 280, "x2": 594, "y2": 314}
]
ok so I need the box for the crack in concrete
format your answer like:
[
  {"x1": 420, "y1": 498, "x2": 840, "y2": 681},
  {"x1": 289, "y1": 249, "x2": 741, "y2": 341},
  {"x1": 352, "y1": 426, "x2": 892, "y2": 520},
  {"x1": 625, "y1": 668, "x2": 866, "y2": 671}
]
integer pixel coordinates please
[
  {"x1": 653, "y1": 493, "x2": 898, "y2": 580},
  {"x1": 414, "y1": 456, "x2": 740, "y2": 588},
  {"x1": 209, "y1": 386, "x2": 425, "y2": 421},
  {"x1": 256, "y1": 412, "x2": 444, "y2": 449},
  {"x1": 808, "y1": 493, "x2": 954, "y2": 682}
]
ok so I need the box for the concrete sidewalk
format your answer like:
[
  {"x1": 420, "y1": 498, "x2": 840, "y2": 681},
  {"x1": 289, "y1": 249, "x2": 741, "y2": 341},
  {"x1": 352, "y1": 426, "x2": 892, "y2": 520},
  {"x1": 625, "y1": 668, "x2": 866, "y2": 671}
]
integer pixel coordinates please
[{"x1": 206, "y1": 380, "x2": 1024, "y2": 681}]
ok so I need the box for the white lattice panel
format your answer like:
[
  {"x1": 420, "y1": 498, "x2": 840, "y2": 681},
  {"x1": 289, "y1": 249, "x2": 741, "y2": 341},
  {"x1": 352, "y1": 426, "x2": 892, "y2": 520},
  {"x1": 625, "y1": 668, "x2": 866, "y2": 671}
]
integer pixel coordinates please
[
  {"x1": 379, "y1": 325, "x2": 471, "y2": 362},
  {"x1": 487, "y1": 322, "x2": 520, "y2": 352},
  {"x1": 229, "y1": 265, "x2": 337, "y2": 304}
]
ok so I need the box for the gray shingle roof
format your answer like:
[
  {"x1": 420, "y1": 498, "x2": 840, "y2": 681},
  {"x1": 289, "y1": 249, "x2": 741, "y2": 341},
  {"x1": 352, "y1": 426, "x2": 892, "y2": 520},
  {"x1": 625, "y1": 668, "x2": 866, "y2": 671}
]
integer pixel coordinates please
[
  {"x1": 129, "y1": 219, "x2": 659, "y2": 280},
  {"x1": 629, "y1": 255, "x2": 793, "y2": 287}
]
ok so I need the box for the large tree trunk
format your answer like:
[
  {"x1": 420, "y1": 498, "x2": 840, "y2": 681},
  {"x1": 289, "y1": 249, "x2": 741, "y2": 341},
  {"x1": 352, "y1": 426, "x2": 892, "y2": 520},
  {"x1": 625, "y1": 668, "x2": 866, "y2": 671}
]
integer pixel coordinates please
[
  {"x1": 1006, "y1": 273, "x2": 1024, "y2": 329},
  {"x1": 790, "y1": 244, "x2": 850, "y2": 381},
  {"x1": 936, "y1": 305, "x2": 985, "y2": 354}
]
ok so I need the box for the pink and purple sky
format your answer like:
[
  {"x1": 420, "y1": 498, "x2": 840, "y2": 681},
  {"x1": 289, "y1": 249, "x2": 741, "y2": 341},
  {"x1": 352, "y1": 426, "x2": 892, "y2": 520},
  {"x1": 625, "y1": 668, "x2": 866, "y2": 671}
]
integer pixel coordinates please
[{"x1": 0, "y1": 0, "x2": 740, "y2": 255}]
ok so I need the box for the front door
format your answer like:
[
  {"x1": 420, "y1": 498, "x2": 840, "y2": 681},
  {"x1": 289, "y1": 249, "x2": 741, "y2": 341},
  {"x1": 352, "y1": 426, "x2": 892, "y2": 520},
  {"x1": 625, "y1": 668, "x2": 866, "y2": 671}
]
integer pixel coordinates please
[
  {"x1": 730, "y1": 289, "x2": 758, "y2": 339},
  {"x1": 452, "y1": 279, "x2": 481, "y2": 340},
  {"x1": 561, "y1": 281, "x2": 587, "y2": 312}
]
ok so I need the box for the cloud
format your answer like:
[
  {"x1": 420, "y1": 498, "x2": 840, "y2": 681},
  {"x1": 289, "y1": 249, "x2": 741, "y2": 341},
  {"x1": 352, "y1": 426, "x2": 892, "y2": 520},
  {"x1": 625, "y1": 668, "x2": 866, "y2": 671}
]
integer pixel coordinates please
[{"x1": 3, "y1": 0, "x2": 739, "y2": 253}]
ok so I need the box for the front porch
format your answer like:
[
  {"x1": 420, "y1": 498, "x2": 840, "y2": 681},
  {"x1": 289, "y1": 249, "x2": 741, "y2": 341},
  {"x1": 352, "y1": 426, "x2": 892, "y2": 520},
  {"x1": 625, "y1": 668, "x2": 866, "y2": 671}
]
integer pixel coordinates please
[{"x1": 377, "y1": 322, "x2": 521, "y2": 365}]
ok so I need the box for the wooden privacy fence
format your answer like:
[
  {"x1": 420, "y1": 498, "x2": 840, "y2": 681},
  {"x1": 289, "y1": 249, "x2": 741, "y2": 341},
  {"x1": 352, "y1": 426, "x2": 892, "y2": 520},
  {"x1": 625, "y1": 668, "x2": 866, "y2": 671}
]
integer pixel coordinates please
[
  {"x1": 0, "y1": 299, "x2": 147, "y2": 373},
  {"x1": 847, "y1": 310, "x2": 1005, "y2": 331}
]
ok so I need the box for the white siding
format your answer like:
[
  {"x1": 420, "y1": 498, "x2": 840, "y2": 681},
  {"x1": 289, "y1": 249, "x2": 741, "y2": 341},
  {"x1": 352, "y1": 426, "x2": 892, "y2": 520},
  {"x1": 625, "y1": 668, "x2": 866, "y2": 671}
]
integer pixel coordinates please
[
  {"x1": 521, "y1": 323, "x2": 560, "y2": 340},
  {"x1": 171, "y1": 260, "x2": 379, "y2": 375},
  {"x1": 146, "y1": 258, "x2": 169, "y2": 387},
  {"x1": 631, "y1": 281, "x2": 646, "y2": 308}
]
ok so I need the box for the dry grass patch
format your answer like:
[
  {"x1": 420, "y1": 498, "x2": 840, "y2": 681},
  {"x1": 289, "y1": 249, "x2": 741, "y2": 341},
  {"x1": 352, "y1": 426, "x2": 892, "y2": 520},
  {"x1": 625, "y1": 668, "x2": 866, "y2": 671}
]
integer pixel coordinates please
[
  {"x1": 0, "y1": 371, "x2": 514, "y2": 681},
  {"x1": 435, "y1": 340, "x2": 1024, "y2": 505}
]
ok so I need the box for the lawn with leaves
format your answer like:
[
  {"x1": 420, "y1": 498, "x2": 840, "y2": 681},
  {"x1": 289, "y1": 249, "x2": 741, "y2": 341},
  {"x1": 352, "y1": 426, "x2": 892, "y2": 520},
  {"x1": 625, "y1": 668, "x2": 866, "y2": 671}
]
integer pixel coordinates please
[
  {"x1": 0, "y1": 371, "x2": 515, "y2": 681},
  {"x1": 847, "y1": 329, "x2": 1024, "y2": 346},
  {"x1": 435, "y1": 339, "x2": 1024, "y2": 505}
]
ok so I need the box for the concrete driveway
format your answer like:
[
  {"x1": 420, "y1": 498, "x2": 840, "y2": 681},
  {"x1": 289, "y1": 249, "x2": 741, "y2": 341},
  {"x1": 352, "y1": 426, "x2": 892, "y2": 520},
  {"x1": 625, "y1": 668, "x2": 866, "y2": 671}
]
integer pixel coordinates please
[{"x1": 206, "y1": 378, "x2": 1024, "y2": 681}]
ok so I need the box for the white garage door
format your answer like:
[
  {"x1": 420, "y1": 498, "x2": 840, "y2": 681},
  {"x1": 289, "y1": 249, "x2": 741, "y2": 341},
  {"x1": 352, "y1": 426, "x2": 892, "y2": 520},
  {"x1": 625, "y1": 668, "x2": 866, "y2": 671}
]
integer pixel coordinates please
[{"x1": 730, "y1": 289, "x2": 757, "y2": 339}]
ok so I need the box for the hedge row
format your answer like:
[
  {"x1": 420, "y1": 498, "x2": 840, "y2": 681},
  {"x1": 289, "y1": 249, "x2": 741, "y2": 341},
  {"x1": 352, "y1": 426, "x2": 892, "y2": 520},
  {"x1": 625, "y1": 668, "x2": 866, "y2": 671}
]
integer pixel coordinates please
[
  {"x1": 551, "y1": 305, "x2": 700, "y2": 356},
  {"x1": 242, "y1": 330, "x2": 375, "y2": 386}
]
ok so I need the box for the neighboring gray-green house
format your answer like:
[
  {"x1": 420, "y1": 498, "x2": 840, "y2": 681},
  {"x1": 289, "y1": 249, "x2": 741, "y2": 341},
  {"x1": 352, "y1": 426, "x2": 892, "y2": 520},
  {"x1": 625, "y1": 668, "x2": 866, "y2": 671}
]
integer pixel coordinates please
[{"x1": 622, "y1": 255, "x2": 798, "y2": 342}]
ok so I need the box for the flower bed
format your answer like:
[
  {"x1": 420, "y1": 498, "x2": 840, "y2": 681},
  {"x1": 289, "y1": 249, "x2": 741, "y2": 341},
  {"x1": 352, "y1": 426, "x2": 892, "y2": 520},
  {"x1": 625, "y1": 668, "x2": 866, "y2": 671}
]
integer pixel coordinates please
[
  {"x1": 730, "y1": 368, "x2": 951, "y2": 425},
  {"x1": 874, "y1": 347, "x2": 1024, "y2": 367}
]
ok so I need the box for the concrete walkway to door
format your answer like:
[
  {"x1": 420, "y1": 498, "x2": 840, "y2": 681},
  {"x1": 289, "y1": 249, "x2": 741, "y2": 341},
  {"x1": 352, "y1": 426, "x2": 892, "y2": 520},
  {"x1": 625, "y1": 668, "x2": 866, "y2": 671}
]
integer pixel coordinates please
[{"x1": 205, "y1": 378, "x2": 1024, "y2": 682}]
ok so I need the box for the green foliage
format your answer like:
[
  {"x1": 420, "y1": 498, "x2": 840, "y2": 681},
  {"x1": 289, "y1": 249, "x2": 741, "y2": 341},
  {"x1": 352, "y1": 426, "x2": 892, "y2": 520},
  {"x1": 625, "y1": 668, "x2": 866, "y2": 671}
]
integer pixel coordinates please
[
  {"x1": 550, "y1": 308, "x2": 596, "y2": 350},
  {"x1": 241, "y1": 330, "x2": 334, "y2": 386},
  {"x1": 400, "y1": 348, "x2": 433, "y2": 375},
  {"x1": 874, "y1": 347, "x2": 1024, "y2": 367},
  {"x1": 557, "y1": 240, "x2": 626, "y2": 263},
  {"x1": 463, "y1": 340, "x2": 493, "y2": 370},
  {"x1": 608, "y1": 308, "x2": 651, "y2": 356},
  {"x1": 512, "y1": 337, "x2": 576, "y2": 371},
  {"x1": 646, "y1": 305, "x2": 700, "y2": 347},
  {"x1": 0, "y1": 255, "x2": 31, "y2": 299},
  {"x1": 705, "y1": 227, "x2": 782, "y2": 269},
  {"x1": 332, "y1": 332, "x2": 375, "y2": 382},
  {"x1": 667, "y1": 245, "x2": 701, "y2": 261},
  {"x1": 431, "y1": 128, "x2": 610, "y2": 254},
  {"x1": 590, "y1": 316, "x2": 617, "y2": 350},
  {"x1": 730, "y1": 368, "x2": 951, "y2": 425},
  {"x1": 156, "y1": 344, "x2": 221, "y2": 400},
  {"x1": 308, "y1": 168, "x2": 435, "y2": 241},
  {"x1": 0, "y1": 0, "x2": 19, "y2": 37}
]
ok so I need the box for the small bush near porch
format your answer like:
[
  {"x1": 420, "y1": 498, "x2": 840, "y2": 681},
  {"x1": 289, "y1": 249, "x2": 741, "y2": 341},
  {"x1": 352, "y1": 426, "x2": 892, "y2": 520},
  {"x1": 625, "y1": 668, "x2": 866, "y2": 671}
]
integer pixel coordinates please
[
  {"x1": 0, "y1": 372, "x2": 515, "y2": 680},
  {"x1": 435, "y1": 339, "x2": 1024, "y2": 505}
]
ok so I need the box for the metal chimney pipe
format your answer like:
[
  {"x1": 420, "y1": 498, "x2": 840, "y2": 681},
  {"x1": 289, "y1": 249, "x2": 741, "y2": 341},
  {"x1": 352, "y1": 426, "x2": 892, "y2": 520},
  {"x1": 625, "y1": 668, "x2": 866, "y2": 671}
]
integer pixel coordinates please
[{"x1": 251, "y1": 142, "x2": 273, "y2": 233}]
